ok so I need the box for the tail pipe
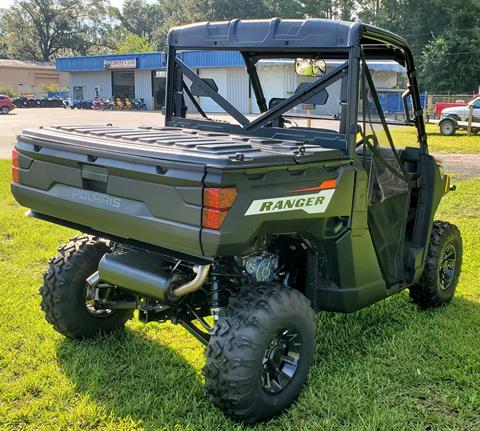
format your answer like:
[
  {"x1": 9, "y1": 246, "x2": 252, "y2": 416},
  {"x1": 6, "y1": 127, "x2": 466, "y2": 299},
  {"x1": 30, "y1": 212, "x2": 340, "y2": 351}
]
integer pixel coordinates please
[
  {"x1": 96, "y1": 251, "x2": 210, "y2": 301},
  {"x1": 171, "y1": 264, "x2": 211, "y2": 297}
]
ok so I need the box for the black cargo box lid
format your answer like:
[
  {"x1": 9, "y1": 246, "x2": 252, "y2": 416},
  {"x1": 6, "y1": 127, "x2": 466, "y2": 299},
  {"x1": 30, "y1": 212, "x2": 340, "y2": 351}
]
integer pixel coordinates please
[{"x1": 17, "y1": 125, "x2": 344, "y2": 169}]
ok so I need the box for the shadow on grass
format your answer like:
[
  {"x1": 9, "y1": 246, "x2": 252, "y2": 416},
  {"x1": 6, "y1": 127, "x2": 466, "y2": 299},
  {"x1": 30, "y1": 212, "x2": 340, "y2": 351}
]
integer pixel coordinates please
[
  {"x1": 57, "y1": 329, "x2": 226, "y2": 430},
  {"x1": 57, "y1": 294, "x2": 480, "y2": 430}
]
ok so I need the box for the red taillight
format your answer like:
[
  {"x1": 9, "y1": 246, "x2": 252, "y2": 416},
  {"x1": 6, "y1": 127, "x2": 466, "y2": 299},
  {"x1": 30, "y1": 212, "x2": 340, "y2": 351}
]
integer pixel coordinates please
[
  {"x1": 202, "y1": 187, "x2": 237, "y2": 230},
  {"x1": 203, "y1": 187, "x2": 237, "y2": 210},
  {"x1": 202, "y1": 208, "x2": 228, "y2": 230},
  {"x1": 12, "y1": 147, "x2": 19, "y2": 184}
]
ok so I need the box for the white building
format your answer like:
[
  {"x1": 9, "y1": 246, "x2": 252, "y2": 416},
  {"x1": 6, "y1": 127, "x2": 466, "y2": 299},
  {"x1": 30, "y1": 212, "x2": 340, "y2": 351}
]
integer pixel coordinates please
[{"x1": 57, "y1": 51, "x2": 406, "y2": 114}]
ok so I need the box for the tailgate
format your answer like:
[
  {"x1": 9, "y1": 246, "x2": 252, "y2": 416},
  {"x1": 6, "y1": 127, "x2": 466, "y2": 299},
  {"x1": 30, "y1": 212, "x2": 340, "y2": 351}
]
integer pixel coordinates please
[{"x1": 12, "y1": 137, "x2": 206, "y2": 257}]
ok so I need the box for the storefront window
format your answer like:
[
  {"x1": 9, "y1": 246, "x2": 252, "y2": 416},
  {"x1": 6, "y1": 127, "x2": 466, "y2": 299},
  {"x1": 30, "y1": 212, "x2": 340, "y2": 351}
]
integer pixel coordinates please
[
  {"x1": 73, "y1": 86, "x2": 84, "y2": 100},
  {"x1": 153, "y1": 70, "x2": 166, "y2": 110},
  {"x1": 112, "y1": 71, "x2": 135, "y2": 100}
]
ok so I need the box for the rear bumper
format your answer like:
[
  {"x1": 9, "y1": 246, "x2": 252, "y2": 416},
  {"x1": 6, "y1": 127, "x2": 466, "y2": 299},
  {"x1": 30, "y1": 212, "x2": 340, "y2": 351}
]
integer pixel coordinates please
[{"x1": 12, "y1": 183, "x2": 204, "y2": 258}]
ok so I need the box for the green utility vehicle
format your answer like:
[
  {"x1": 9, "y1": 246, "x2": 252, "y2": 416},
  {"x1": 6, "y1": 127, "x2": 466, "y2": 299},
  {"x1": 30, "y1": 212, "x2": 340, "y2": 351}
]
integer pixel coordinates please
[{"x1": 11, "y1": 19, "x2": 462, "y2": 424}]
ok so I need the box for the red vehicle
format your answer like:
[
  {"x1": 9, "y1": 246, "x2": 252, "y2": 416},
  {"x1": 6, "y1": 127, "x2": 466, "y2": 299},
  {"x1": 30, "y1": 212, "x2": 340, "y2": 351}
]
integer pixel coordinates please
[
  {"x1": 0, "y1": 94, "x2": 15, "y2": 114},
  {"x1": 434, "y1": 93, "x2": 480, "y2": 119}
]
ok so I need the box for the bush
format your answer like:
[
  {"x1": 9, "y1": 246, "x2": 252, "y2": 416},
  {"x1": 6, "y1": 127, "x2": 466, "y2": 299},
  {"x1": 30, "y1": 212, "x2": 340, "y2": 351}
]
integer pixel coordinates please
[{"x1": 0, "y1": 83, "x2": 17, "y2": 98}]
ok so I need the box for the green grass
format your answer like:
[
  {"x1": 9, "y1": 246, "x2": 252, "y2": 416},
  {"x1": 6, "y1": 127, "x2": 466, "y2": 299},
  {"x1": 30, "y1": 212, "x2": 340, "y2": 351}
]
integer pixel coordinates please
[
  {"x1": 390, "y1": 124, "x2": 480, "y2": 154},
  {"x1": 0, "y1": 159, "x2": 479, "y2": 431}
]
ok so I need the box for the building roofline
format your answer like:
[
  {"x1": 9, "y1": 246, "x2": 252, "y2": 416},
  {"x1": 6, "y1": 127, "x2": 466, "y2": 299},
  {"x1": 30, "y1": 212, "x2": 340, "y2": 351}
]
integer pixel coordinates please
[
  {"x1": 56, "y1": 52, "x2": 165, "y2": 72},
  {"x1": 0, "y1": 59, "x2": 57, "y2": 70},
  {"x1": 55, "y1": 51, "x2": 161, "y2": 61}
]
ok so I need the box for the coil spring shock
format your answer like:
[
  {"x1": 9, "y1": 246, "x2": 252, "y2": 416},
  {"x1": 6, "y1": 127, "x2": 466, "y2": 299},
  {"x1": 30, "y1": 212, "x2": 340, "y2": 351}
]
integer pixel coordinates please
[{"x1": 206, "y1": 269, "x2": 230, "y2": 321}]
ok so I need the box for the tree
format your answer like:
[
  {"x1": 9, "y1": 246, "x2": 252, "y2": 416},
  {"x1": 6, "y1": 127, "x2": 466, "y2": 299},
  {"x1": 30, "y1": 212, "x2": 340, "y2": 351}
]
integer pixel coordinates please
[
  {"x1": 357, "y1": 0, "x2": 480, "y2": 93},
  {"x1": 113, "y1": 0, "x2": 164, "y2": 43},
  {"x1": 0, "y1": 9, "x2": 7, "y2": 58},
  {"x1": 115, "y1": 33, "x2": 155, "y2": 53},
  {"x1": 201, "y1": 0, "x2": 269, "y2": 20},
  {"x1": 420, "y1": 32, "x2": 480, "y2": 93},
  {"x1": 1, "y1": 0, "x2": 111, "y2": 61},
  {"x1": 300, "y1": 0, "x2": 355, "y2": 20}
]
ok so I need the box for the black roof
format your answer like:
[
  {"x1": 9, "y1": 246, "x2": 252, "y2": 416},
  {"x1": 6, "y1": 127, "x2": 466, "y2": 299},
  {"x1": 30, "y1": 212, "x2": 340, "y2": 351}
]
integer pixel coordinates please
[{"x1": 167, "y1": 18, "x2": 409, "y2": 52}]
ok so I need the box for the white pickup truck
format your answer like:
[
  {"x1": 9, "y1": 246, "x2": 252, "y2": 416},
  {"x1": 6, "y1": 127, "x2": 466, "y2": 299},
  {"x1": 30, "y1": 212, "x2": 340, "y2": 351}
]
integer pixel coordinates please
[{"x1": 438, "y1": 97, "x2": 480, "y2": 135}]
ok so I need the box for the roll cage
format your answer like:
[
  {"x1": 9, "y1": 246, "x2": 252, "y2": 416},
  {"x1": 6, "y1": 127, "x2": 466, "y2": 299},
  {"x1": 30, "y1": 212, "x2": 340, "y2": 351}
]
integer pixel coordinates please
[{"x1": 165, "y1": 19, "x2": 428, "y2": 157}]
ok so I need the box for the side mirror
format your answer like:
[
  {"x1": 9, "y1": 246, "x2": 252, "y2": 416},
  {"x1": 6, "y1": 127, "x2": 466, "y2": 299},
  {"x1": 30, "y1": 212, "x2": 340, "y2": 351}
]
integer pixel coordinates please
[{"x1": 295, "y1": 58, "x2": 326, "y2": 77}]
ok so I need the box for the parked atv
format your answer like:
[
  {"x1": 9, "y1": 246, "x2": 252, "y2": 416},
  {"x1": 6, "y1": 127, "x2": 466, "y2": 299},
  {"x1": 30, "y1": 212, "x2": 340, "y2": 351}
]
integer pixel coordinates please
[
  {"x1": 114, "y1": 97, "x2": 124, "y2": 110},
  {"x1": 62, "y1": 98, "x2": 73, "y2": 109},
  {"x1": 92, "y1": 98, "x2": 105, "y2": 110},
  {"x1": 13, "y1": 97, "x2": 29, "y2": 108},
  {"x1": 132, "y1": 98, "x2": 147, "y2": 110},
  {"x1": 11, "y1": 19, "x2": 462, "y2": 425},
  {"x1": 103, "y1": 98, "x2": 114, "y2": 110}
]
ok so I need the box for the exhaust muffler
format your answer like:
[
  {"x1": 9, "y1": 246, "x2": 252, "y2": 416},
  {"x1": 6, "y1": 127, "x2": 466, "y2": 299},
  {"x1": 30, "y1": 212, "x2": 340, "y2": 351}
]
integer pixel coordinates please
[{"x1": 97, "y1": 251, "x2": 210, "y2": 301}]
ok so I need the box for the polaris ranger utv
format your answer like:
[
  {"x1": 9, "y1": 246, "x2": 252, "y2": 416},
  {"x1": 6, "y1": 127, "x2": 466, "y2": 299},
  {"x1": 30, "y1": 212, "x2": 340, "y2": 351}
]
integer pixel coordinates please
[{"x1": 11, "y1": 19, "x2": 462, "y2": 424}]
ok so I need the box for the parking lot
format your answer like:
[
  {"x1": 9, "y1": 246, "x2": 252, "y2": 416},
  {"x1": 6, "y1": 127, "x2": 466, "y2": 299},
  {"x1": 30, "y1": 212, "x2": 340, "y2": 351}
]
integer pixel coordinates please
[
  {"x1": 0, "y1": 108, "x2": 167, "y2": 158},
  {"x1": 0, "y1": 107, "x2": 342, "y2": 157},
  {"x1": 2, "y1": 107, "x2": 480, "y2": 178}
]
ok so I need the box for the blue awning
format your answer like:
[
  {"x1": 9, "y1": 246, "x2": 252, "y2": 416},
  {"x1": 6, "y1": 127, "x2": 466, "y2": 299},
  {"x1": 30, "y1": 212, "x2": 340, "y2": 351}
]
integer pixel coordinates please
[
  {"x1": 56, "y1": 52, "x2": 166, "y2": 72},
  {"x1": 56, "y1": 51, "x2": 404, "y2": 73}
]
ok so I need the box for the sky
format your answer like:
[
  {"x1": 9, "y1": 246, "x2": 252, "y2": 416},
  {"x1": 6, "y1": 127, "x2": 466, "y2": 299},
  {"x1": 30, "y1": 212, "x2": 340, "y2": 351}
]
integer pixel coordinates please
[{"x1": 0, "y1": 0, "x2": 130, "y2": 9}]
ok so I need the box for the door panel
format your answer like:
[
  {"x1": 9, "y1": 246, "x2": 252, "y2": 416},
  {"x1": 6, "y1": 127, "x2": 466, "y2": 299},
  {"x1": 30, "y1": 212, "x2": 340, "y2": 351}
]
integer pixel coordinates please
[{"x1": 359, "y1": 58, "x2": 411, "y2": 286}]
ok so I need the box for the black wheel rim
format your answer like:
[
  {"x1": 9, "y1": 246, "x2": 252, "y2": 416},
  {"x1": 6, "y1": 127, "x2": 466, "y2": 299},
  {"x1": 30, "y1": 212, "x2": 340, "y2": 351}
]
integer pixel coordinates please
[
  {"x1": 439, "y1": 244, "x2": 457, "y2": 291},
  {"x1": 261, "y1": 328, "x2": 302, "y2": 394}
]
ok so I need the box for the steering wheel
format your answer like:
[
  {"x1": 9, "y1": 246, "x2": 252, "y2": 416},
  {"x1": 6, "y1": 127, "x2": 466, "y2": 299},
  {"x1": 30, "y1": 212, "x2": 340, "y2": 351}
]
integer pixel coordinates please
[{"x1": 356, "y1": 133, "x2": 379, "y2": 148}]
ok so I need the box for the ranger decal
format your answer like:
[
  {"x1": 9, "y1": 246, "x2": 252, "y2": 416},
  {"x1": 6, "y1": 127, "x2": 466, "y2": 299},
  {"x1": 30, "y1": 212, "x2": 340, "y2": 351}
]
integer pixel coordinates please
[{"x1": 245, "y1": 179, "x2": 336, "y2": 216}]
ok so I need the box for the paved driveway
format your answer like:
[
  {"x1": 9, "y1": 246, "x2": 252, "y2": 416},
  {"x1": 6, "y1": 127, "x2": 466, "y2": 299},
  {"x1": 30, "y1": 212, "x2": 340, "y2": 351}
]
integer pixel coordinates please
[
  {"x1": 2, "y1": 108, "x2": 479, "y2": 179},
  {"x1": 1, "y1": 107, "x2": 344, "y2": 158},
  {"x1": 436, "y1": 153, "x2": 480, "y2": 180},
  {"x1": 0, "y1": 108, "x2": 166, "y2": 158}
]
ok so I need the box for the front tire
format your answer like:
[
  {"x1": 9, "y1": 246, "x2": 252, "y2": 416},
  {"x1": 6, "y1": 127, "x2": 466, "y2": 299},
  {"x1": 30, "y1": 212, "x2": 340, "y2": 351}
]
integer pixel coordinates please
[
  {"x1": 40, "y1": 234, "x2": 133, "y2": 339},
  {"x1": 410, "y1": 221, "x2": 462, "y2": 309},
  {"x1": 439, "y1": 118, "x2": 456, "y2": 136},
  {"x1": 1, "y1": 106, "x2": 9, "y2": 114},
  {"x1": 203, "y1": 283, "x2": 315, "y2": 424}
]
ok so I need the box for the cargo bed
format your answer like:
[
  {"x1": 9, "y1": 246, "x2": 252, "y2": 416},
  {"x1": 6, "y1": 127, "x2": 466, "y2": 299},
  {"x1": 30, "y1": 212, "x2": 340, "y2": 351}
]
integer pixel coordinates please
[
  {"x1": 17, "y1": 125, "x2": 344, "y2": 168},
  {"x1": 12, "y1": 124, "x2": 346, "y2": 258}
]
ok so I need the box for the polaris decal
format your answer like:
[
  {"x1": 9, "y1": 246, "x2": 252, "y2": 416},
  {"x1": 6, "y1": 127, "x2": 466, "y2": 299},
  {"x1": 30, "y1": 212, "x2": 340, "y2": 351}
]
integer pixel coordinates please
[
  {"x1": 245, "y1": 180, "x2": 336, "y2": 216},
  {"x1": 71, "y1": 189, "x2": 121, "y2": 209}
]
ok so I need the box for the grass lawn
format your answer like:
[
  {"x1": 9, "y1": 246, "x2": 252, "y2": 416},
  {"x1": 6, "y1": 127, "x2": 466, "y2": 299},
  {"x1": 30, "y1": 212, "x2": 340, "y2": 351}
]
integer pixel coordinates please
[
  {"x1": 0, "y1": 159, "x2": 479, "y2": 431},
  {"x1": 390, "y1": 124, "x2": 480, "y2": 154}
]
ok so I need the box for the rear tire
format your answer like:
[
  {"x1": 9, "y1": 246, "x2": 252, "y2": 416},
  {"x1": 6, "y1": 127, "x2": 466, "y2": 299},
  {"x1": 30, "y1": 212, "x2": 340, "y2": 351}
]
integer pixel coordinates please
[
  {"x1": 40, "y1": 234, "x2": 133, "y2": 339},
  {"x1": 203, "y1": 283, "x2": 315, "y2": 424},
  {"x1": 410, "y1": 221, "x2": 462, "y2": 309},
  {"x1": 1, "y1": 106, "x2": 9, "y2": 114},
  {"x1": 439, "y1": 119, "x2": 456, "y2": 136}
]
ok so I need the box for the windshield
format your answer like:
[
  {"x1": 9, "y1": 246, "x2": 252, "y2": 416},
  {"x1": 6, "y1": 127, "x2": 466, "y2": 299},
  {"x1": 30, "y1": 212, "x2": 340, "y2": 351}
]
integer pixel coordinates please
[
  {"x1": 166, "y1": 50, "x2": 350, "y2": 149},
  {"x1": 247, "y1": 58, "x2": 344, "y2": 133},
  {"x1": 165, "y1": 49, "x2": 418, "y2": 151}
]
